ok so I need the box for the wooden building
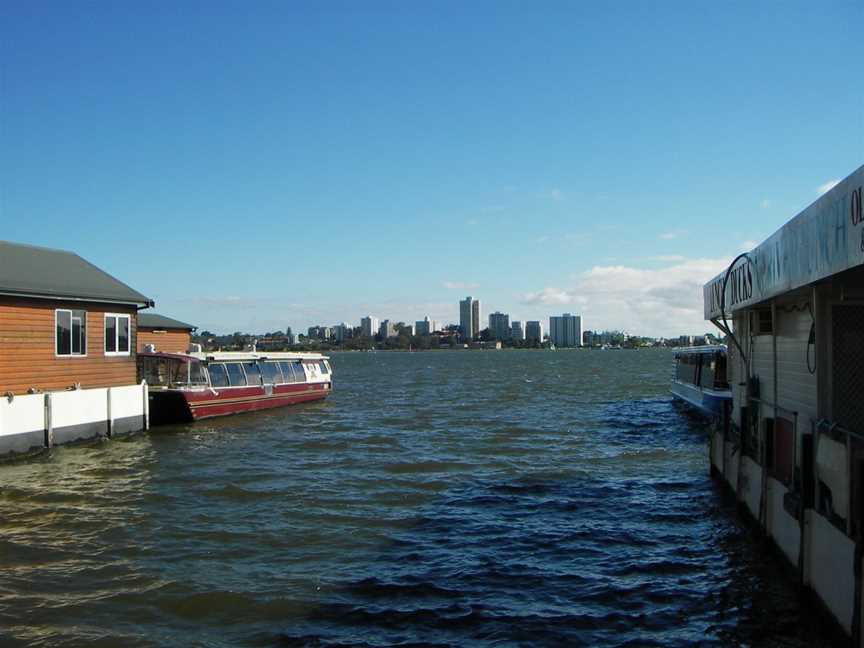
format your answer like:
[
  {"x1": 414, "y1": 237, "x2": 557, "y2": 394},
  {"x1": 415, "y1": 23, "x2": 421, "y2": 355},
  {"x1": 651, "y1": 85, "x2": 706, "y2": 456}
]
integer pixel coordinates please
[
  {"x1": 0, "y1": 240, "x2": 154, "y2": 395},
  {"x1": 137, "y1": 313, "x2": 196, "y2": 354}
]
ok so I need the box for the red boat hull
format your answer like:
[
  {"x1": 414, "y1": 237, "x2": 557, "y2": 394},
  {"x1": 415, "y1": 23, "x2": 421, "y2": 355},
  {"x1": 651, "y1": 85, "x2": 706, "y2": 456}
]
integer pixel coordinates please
[{"x1": 149, "y1": 382, "x2": 331, "y2": 423}]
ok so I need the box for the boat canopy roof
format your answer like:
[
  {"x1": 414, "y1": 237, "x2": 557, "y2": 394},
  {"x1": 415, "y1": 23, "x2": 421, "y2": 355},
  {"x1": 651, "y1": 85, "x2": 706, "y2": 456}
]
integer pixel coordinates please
[
  {"x1": 138, "y1": 351, "x2": 329, "y2": 363},
  {"x1": 674, "y1": 345, "x2": 727, "y2": 358},
  {"x1": 191, "y1": 351, "x2": 329, "y2": 362}
]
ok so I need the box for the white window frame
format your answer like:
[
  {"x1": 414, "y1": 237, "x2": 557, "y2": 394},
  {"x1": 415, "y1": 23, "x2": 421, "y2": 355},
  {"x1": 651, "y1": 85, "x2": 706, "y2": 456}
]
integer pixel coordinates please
[
  {"x1": 55, "y1": 309, "x2": 88, "y2": 358},
  {"x1": 104, "y1": 313, "x2": 132, "y2": 357}
]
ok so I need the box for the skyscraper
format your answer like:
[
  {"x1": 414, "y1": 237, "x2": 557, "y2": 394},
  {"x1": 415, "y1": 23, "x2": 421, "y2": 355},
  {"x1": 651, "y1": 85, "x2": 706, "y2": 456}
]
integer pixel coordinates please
[
  {"x1": 525, "y1": 321, "x2": 543, "y2": 343},
  {"x1": 459, "y1": 296, "x2": 481, "y2": 340},
  {"x1": 511, "y1": 320, "x2": 525, "y2": 341},
  {"x1": 549, "y1": 314, "x2": 583, "y2": 347},
  {"x1": 378, "y1": 319, "x2": 396, "y2": 339},
  {"x1": 415, "y1": 316, "x2": 438, "y2": 336},
  {"x1": 360, "y1": 316, "x2": 378, "y2": 338},
  {"x1": 489, "y1": 312, "x2": 510, "y2": 340}
]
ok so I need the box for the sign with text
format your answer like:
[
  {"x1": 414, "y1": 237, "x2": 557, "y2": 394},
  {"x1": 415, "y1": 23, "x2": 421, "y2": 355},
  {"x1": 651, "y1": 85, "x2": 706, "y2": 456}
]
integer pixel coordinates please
[{"x1": 704, "y1": 165, "x2": 864, "y2": 320}]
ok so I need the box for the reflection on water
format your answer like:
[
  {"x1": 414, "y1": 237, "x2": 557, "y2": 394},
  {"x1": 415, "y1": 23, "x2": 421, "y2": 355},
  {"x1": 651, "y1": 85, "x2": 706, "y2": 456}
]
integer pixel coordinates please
[{"x1": 0, "y1": 350, "x2": 842, "y2": 646}]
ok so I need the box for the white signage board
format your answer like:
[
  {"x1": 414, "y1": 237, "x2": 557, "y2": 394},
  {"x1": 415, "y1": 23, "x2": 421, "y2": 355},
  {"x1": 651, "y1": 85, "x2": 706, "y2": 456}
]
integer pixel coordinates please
[{"x1": 704, "y1": 165, "x2": 864, "y2": 320}]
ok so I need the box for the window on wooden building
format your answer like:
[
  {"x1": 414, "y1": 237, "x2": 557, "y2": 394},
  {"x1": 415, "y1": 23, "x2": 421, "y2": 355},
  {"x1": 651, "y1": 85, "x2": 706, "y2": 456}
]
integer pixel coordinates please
[
  {"x1": 56, "y1": 309, "x2": 87, "y2": 356},
  {"x1": 105, "y1": 314, "x2": 131, "y2": 356}
]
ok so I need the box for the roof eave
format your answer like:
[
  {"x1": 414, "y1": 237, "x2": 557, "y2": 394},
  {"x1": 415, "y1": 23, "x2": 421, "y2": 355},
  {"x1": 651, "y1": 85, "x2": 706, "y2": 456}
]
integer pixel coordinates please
[{"x1": 0, "y1": 289, "x2": 154, "y2": 308}]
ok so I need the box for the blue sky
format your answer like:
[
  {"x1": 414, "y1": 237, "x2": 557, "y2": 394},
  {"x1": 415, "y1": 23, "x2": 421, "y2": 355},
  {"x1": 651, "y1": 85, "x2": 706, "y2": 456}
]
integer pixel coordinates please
[{"x1": 1, "y1": 1, "x2": 861, "y2": 336}]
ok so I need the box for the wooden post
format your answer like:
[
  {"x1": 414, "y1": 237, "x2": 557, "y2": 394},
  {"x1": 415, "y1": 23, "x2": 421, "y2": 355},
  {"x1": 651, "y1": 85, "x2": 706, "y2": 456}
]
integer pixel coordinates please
[
  {"x1": 107, "y1": 388, "x2": 113, "y2": 438},
  {"x1": 44, "y1": 393, "x2": 53, "y2": 449}
]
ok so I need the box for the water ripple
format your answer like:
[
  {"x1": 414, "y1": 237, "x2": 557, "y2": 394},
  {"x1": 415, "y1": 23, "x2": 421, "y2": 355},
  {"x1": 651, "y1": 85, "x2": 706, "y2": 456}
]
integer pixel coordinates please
[{"x1": 0, "y1": 350, "x2": 842, "y2": 646}]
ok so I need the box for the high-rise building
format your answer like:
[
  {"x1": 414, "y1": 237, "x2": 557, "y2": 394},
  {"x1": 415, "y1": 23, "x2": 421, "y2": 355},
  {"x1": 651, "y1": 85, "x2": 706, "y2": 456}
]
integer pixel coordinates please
[
  {"x1": 488, "y1": 312, "x2": 510, "y2": 340},
  {"x1": 525, "y1": 321, "x2": 543, "y2": 343},
  {"x1": 360, "y1": 316, "x2": 378, "y2": 338},
  {"x1": 379, "y1": 319, "x2": 396, "y2": 339},
  {"x1": 472, "y1": 300, "x2": 480, "y2": 339},
  {"x1": 415, "y1": 316, "x2": 437, "y2": 336},
  {"x1": 549, "y1": 314, "x2": 583, "y2": 347},
  {"x1": 459, "y1": 296, "x2": 480, "y2": 340},
  {"x1": 307, "y1": 326, "x2": 331, "y2": 340},
  {"x1": 511, "y1": 320, "x2": 525, "y2": 341},
  {"x1": 332, "y1": 323, "x2": 351, "y2": 342}
]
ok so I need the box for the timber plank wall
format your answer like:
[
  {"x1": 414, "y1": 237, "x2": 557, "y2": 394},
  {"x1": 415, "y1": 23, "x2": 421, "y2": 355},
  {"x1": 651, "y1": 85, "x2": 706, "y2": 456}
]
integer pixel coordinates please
[
  {"x1": 137, "y1": 330, "x2": 190, "y2": 354},
  {"x1": 0, "y1": 296, "x2": 137, "y2": 394}
]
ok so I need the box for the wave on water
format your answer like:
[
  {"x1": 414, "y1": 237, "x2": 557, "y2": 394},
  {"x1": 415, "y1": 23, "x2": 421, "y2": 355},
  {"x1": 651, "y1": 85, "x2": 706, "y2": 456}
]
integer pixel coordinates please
[{"x1": 0, "y1": 351, "x2": 843, "y2": 647}]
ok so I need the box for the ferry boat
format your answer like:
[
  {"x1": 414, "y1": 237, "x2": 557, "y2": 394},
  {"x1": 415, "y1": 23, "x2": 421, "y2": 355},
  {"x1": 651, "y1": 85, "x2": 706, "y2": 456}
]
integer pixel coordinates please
[
  {"x1": 670, "y1": 345, "x2": 731, "y2": 417},
  {"x1": 137, "y1": 351, "x2": 332, "y2": 424}
]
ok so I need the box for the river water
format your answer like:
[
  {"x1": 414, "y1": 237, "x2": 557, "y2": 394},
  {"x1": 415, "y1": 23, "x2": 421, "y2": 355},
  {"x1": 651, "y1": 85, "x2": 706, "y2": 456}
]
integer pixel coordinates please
[{"x1": 0, "y1": 350, "x2": 841, "y2": 646}]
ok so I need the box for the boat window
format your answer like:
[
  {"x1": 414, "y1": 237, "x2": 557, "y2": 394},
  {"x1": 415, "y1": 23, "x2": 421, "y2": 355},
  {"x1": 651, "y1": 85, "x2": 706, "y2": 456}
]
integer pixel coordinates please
[
  {"x1": 699, "y1": 357, "x2": 715, "y2": 389},
  {"x1": 137, "y1": 356, "x2": 166, "y2": 385},
  {"x1": 188, "y1": 360, "x2": 207, "y2": 385},
  {"x1": 243, "y1": 361, "x2": 263, "y2": 386},
  {"x1": 170, "y1": 361, "x2": 190, "y2": 385},
  {"x1": 318, "y1": 360, "x2": 329, "y2": 375},
  {"x1": 714, "y1": 354, "x2": 728, "y2": 389},
  {"x1": 260, "y1": 361, "x2": 282, "y2": 384},
  {"x1": 208, "y1": 363, "x2": 229, "y2": 387},
  {"x1": 676, "y1": 354, "x2": 700, "y2": 385},
  {"x1": 277, "y1": 361, "x2": 295, "y2": 382},
  {"x1": 293, "y1": 362, "x2": 307, "y2": 383},
  {"x1": 225, "y1": 362, "x2": 246, "y2": 386}
]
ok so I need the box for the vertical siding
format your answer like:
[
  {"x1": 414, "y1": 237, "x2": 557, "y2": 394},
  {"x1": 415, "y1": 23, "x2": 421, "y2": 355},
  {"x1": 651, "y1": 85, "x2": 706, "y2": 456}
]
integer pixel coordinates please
[
  {"x1": 775, "y1": 306, "x2": 818, "y2": 423},
  {"x1": 138, "y1": 330, "x2": 191, "y2": 354},
  {"x1": 0, "y1": 297, "x2": 138, "y2": 394},
  {"x1": 749, "y1": 332, "x2": 775, "y2": 407}
]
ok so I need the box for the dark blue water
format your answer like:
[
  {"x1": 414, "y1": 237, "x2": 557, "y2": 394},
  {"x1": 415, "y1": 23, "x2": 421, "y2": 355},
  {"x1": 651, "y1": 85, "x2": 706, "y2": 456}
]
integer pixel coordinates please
[{"x1": 0, "y1": 350, "x2": 840, "y2": 646}]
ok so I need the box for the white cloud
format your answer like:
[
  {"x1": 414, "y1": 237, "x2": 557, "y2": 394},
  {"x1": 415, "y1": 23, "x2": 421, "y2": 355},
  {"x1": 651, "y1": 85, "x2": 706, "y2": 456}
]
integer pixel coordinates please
[
  {"x1": 658, "y1": 229, "x2": 687, "y2": 240},
  {"x1": 760, "y1": 199, "x2": 770, "y2": 209},
  {"x1": 522, "y1": 257, "x2": 729, "y2": 336},
  {"x1": 443, "y1": 281, "x2": 479, "y2": 290},
  {"x1": 740, "y1": 240, "x2": 758, "y2": 251},
  {"x1": 817, "y1": 179, "x2": 840, "y2": 196},
  {"x1": 521, "y1": 287, "x2": 582, "y2": 306}
]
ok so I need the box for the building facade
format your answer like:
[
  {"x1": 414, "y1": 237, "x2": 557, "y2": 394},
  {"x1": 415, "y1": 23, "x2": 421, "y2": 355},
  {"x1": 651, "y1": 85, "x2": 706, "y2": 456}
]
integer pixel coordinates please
[
  {"x1": 332, "y1": 323, "x2": 351, "y2": 342},
  {"x1": 549, "y1": 314, "x2": 582, "y2": 347},
  {"x1": 415, "y1": 316, "x2": 438, "y2": 336},
  {"x1": 488, "y1": 312, "x2": 510, "y2": 340},
  {"x1": 525, "y1": 320, "x2": 544, "y2": 343},
  {"x1": 0, "y1": 241, "x2": 153, "y2": 457},
  {"x1": 138, "y1": 313, "x2": 195, "y2": 353},
  {"x1": 459, "y1": 296, "x2": 480, "y2": 340},
  {"x1": 378, "y1": 319, "x2": 396, "y2": 339},
  {"x1": 360, "y1": 316, "x2": 378, "y2": 338},
  {"x1": 511, "y1": 321, "x2": 525, "y2": 341}
]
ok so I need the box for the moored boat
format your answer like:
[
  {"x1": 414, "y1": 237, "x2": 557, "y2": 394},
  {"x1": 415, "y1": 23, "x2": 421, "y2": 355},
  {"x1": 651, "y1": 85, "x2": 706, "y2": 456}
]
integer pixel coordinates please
[
  {"x1": 137, "y1": 351, "x2": 332, "y2": 424},
  {"x1": 670, "y1": 345, "x2": 731, "y2": 417}
]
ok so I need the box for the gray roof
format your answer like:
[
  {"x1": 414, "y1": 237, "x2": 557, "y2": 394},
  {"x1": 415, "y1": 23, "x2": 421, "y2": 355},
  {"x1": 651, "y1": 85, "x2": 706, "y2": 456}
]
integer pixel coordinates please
[
  {"x1": 0, "y1": 240, "x2": 153, "y2": 307},
  {"x1": 138, "y1": 313, "x2": 196, "y2": 331}
]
